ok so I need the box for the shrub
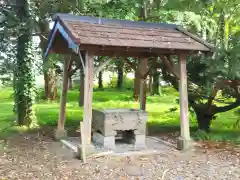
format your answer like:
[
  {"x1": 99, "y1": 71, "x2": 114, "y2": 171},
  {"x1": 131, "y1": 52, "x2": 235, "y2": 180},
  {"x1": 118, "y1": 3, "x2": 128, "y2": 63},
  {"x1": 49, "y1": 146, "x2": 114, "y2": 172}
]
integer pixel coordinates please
[
  {"x1": 108, "y1": 75, "x2": 117, "y2": 88},
  {"x1": 108, "y1": 75, "x2": 134, "y2": 89},
  {"x1": 35, "y1": 88, "x2": 45, "y2": 101},
  {"x1": 123, "y1": 75, "x2": 134, "y2": 90}
]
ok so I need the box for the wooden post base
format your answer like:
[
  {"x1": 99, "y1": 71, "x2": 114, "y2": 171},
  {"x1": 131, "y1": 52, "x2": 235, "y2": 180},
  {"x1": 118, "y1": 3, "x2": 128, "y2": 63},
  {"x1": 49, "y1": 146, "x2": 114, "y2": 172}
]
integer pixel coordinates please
[
  {"x1": 177, "y1": 137, "x2": 194, "y2": 151},
  {"x1": 54, "y1": 129, "x2": 67, "y2": 141},
  {"x1": 76, "y1": 143, "x2": 95, "y2": 160}
]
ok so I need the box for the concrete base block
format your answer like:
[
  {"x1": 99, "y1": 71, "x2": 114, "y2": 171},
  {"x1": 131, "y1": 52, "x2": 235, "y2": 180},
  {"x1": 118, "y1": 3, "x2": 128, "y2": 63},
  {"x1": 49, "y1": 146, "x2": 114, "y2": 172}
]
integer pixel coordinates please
[
  {"x1": 76, "y1": 143, "x2": 95, "y2": 160},
  {"x1": 103, "y1": 136, "x2": 115, "y2": 150},
  {"x1": 54, "y1": 129, "x2": 67, "y2": 141},
  {"x1": 92, "y1": 132, "x2": 115, "y2": 150},
  {"x1": 134, "y1": 134, "x2": 146, "y2": 150},
  {"x1": 177, "y1": 137, "x2": 193, "y2": 151}
]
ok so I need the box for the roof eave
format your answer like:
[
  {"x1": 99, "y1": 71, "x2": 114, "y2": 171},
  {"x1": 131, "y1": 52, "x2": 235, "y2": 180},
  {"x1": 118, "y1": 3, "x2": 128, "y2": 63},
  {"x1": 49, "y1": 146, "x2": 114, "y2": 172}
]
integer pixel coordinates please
[
  {"x1": 44, "y1": 20, "x2": 79, "y2": 58},
  {"x1": 43, "y1": 21, "x2": 58, "y2": 59},
  {"x1": 176, "y1": 26, "x2": 214, "y2": 52}
]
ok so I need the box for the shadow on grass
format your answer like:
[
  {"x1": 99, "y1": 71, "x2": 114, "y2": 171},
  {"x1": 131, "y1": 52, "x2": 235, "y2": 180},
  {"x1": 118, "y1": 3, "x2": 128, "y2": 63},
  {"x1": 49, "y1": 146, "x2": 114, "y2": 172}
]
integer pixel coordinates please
[{"x1": 36, "y1": 88, "x2": 179, "y2": 105}]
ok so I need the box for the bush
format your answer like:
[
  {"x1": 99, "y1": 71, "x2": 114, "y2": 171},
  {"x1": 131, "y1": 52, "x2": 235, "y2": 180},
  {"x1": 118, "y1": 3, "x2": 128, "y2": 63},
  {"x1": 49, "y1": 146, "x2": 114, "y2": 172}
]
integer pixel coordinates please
[
  {"x1": 108, "y1": 75, "x2": 134, "y2": 89},
  {"x1": 108, "y1": 75, "x2": 117, "y2": 88},
  {"x1": 35, "y1": 88, "x2": 45, "y2": 101},
  {"x1": 35, "y1": 88, "x2": 60, "y2": 101},
  {"x1": 123, "y1": 75, "x2": 134, "y2": 90}
]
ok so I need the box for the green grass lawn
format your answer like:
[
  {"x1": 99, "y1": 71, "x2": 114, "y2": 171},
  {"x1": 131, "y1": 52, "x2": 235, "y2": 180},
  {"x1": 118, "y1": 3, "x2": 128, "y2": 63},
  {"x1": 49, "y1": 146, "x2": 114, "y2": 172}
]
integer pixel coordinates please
[{"x1": 0, "y1": 87, "x2": 239, "y2": 143}]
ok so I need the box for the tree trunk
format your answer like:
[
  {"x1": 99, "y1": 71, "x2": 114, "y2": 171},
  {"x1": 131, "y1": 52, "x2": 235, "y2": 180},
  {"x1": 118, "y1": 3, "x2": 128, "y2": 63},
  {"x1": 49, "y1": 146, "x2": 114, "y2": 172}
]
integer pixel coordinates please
[
  {"x1": 140, "y1": 0, "x2": 147, "y2": 21},
  {"x1": 68, "y1": 77, "x2": 73, "y2": 90},
  {"x1": 44, "y1": 68, "x2": 58, "y2": 101},
  {"x1": 196, "y1": 112, "x2": 213, "y2": 132},
  {"x1": 79, "y1": 66, "x2": 84, "y2": 106},
  {"x1": 117, "y1": 59, "x2": 124, "y2": 89},
  {"x1": 38, "y1": 19, "x2": 58, "y2": 101},
  {"x1": 15, "y1": 0, "x2": 36, "y2": 126},
  {"x1": 98, "y1": 70, "x2": 103, "y2": 89},
  {"x1": 219, "y1": 10, "x2": 226, "y2": 48},
  {"x1": 16, "y1": 35, "x2": 30, "y2": 126},
  {"x1": 134, "y1": 0, "x2": 147, "y2": 101},
  {"x1": 152, "y1": 69, "x2": 160, "y2": 95},
  {"x1": 133, "y1": 71, "x2": 140, "y2": 101},
  {"x1": 159, "y1": 76, "x2": 162, "y2": 96},
  {"x1": 192, "y1": 104, "x2": 214, "y2": 132},
  {"x1": 148, "y1": 75, "x2": 153, "y2": 94}
]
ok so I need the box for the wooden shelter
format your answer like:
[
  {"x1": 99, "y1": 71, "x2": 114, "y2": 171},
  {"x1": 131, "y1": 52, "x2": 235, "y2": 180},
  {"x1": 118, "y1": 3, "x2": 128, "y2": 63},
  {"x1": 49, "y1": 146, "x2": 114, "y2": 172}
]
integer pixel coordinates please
[{"x1": 44, "y1": 13, "x2": 213, "y2": 152}]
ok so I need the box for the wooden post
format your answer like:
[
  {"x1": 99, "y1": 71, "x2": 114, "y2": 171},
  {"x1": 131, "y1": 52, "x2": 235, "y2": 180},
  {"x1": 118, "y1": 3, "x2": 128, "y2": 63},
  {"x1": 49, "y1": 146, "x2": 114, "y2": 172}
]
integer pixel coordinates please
[
  {"x1": 139, "y1": 57, "x2": 148, "y2": 111},
  {"x1": 177, "y1": 54, "x2": 191, "y2": 150},
  {"x1": 79, "y1": 65, "x2": 85, "y2": 106},
  {"x1": 140, "y1": 79, "x2": 145, "y2": 110},
  {"x1": 55, "y1": 56, "x2": 70, "y2": 140},
  {"x1": 80, "y1": 121, "x2": 86, "y2": 162},
  {"x1": 83, "y1": 51, "x2": 94, "y2": 145}
]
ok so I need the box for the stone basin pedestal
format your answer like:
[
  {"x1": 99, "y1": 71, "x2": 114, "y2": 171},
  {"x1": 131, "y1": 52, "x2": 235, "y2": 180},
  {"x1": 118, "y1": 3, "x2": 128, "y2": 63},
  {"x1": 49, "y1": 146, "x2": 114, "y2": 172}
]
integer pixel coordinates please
[{"x1": 92, "y1": 109, "x2": 148, "y2": 150}]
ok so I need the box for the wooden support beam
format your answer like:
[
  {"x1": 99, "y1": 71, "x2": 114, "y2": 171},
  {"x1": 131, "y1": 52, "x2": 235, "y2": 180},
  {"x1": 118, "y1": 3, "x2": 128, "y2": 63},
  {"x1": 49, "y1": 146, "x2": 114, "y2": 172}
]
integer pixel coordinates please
[
  {"x1": 80, "y1": 121, "x2": 86, "y2": 162},
  {"x1": 139, "y1": 57, "x2": 148, "y2": 111},
  {"x1": 140, "y1": 79, "x2": 146, "y2": 110},
  {"x1": 55, "y1": 56, "x2": 70, "y2": 140},
  {"x1": 76, "y1": 51, "x2": 85, "y2": 107},
  {"x1": 80, "y1": 44, "x2": 194, "y2": 57},
  {"x1": 78, "y1": 50, "x2": 85, "y2": 70},
  {"x1": 79, "y1": 66, "x2": 85, "y2": 107},
  {"x1": 177, "y1": 54, "x2": 191, "y2": 150},
  {"x1": 83, "y1": 51, "x2": 94, "y2": 145}
]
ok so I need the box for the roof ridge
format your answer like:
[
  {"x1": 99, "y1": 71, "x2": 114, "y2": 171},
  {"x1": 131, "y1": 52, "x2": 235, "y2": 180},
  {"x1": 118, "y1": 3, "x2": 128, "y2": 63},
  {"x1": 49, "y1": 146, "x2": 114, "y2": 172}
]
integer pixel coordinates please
[
  {"x1": 53, "y1": 13, "x2": 178, "y2": 29},
  {"x1": 44, "y1": 13, "x2": 212, "y2": 58}
]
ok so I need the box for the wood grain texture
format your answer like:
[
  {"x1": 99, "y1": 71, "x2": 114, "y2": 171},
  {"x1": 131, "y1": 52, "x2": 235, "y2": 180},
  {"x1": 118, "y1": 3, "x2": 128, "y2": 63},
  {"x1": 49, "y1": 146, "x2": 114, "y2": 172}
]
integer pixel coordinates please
[
  {"x1": 179, "y1": 54, "x2": 190, "y2": 140},
  {"x1": 58, "y1": 56, "x2": 70, "y2": 130},
  {"x1": 83, "y1": 51, "x2": 94, "y2": 144},
  {"x1": 139, "y1": 57, "x2": 148, "y2": 111},
  {"x1": 63, "y1": 20, "x2": 210, "y2": 51}
]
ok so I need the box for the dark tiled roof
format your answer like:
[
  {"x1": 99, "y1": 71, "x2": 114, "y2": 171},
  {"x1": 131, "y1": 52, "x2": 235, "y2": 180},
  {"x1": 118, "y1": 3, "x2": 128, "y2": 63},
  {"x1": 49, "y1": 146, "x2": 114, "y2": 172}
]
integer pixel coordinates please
[
  {"x1": 51, "y1": 13, "x2": 212, "y2": 52},
  {"x1": 53, "y1": 13, "x2": 178, "y2": 29}
]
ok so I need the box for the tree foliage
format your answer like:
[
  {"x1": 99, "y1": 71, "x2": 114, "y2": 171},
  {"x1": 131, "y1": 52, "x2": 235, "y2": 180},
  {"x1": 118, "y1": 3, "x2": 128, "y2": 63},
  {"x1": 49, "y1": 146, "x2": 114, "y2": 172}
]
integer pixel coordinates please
[
  {"x1": 12, "y1": 0, "x2": 37, "y2": 126},
  {"x1": 0, "y1": 0, "x2": 239, "y2": 129}
]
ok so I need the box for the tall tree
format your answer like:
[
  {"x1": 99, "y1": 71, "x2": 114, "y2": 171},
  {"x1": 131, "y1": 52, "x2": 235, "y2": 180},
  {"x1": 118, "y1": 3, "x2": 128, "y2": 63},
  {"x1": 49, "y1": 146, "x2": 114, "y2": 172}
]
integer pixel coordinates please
[
  {"x1": 14, "y1": 0, "x2": 36, "y2": 126},
  {"x1": 151, "y1": 68, "x2": 160, "y2": 96},
  {"x1": 0, "y1": 0, "x2": 19, "y2": 86},
  {"x1": 33, "y1": 0, "x2": 77, "y2": 100},
  {"x1": 98, "y1": 71, "x2": 103, "y2": 89},
  {"x1": 116, "y1": 58, "x2": 124, "y2": 89}
]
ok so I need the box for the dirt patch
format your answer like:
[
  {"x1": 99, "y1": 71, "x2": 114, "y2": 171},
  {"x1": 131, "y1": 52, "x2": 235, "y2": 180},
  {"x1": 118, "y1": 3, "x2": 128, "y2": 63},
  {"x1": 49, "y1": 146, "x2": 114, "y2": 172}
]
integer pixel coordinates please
[{"x1": 0, "y1": 131, "x2": 239, "y2": 180}]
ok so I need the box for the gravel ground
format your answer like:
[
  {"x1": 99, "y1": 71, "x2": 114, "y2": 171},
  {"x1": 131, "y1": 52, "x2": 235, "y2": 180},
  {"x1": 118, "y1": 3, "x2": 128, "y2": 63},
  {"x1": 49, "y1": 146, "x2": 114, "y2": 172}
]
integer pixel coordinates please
[{"x1": 0, "y1": 131, "x2": 239, "y2": 180}]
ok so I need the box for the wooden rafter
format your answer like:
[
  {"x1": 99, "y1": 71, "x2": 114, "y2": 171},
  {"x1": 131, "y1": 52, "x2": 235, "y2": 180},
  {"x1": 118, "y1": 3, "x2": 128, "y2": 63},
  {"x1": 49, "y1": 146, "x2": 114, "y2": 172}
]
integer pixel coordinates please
[{"x1": 78, "y1": 49, "x2": 85, "y2": 71}]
